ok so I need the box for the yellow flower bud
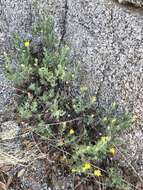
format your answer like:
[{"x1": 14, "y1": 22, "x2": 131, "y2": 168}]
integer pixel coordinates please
[
  {"x1": 91, "y1": 114, "x2": 94, "y2": 118},
  {"x1": 90, "y1": 96, "x2": 96, "y2": 103},
  {"x1": 71, "y1": 169, "x2": 77, "y2": 173},
  {"x1": 101, "y1": 136, "x2": 111, "y2": 144},
  {"x1": 102, "y1": 117, "x2": 108, "y2": 123},
  {"x1": 112, "y1": 102, "x2": 117, "y2": 109},
  {"x1": 21, "y1": 64, "x2": 25, "y2": 67},
  {"x1": 132, "y1": 114, "x2": 138, "y2": 122},
  {"x1": 80, "y1": 86, "x2": 88, "y2": 93},
  {"x1": 111, "y1": 118, "x2": 117, "y2": 125}
]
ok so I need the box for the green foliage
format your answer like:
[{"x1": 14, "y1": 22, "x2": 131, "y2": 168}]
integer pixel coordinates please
[{"x1": 5, "y1": 18, "x2": 133, "y2": 189}]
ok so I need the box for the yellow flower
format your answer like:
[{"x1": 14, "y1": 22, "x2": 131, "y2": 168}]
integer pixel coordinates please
[
  {"x1": 94, "y1": 169, "x2": 102, "y2": 177},
  {"x1": 71, "y1": 168, "x2": 77, "y2": 173},
  {"x1": 112, "y1": 102, "x2": 117, "y2": 109},
  {"x1": 101, "y1": 136, "x2": 111, "y2": 144},
  {"x1": 132, "y1": 114, "x2": 138, "y2": 122},
  {"x1": 69, "y1": 129, "x2": 75, "y2": 135},
  {"x1": 80, "y1": 86, "x2": 88, "y2": 93},
  {"x1": 90, "y1": 96, "x2": 96, "y2": 103},
  {"x1": 109, "y1": 147, "x2": 116, "y2": 156},
  {"x1": 82, "y1": 162, "x2": 92, "y2": 171},
  {"x1": 24, "y1": 41, "x2": 30, "y2": 47},
  {"x1": 102, "y1": 117, "x2": 108, "y2": 123},
  {"x1": 111, "y1": 118, "x2": 117, "y2": 125}
]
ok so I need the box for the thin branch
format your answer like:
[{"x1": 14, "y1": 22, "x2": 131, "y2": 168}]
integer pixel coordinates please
[
  {"x1": 45, "y1": 117, "x2": 82, "y2": 126},
  {"x1": 114, "y1": 144, "x2": 143, "y2": 184}
]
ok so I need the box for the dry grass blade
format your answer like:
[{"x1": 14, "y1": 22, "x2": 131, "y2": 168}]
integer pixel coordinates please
[
  {"x1": 0, "y1": 181, "x2": 7, "y2": 190},
  {"x1": 0, "y1": 150, "x2": 27, "y2": 166},
  {"x1": 114, "y1": 144, "x2": 143, "y2": 184}
]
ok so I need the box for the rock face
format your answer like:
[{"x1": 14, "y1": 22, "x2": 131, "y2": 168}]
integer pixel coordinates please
[
  {"x1": 64, "y1": 0, "x2": 143, "y2": 118},
  {"x1": 0, "y1": 0, "x2": 32, "y2": 54},
  {"x1": 118, "y1": 0, "x2": 143, "y2": 7},
  {"x1": 0, "y1": 0, "x2": 142, "y2": 180},
  {"x1": 0, "y1": 0, "x2": 33, "y2": 113}
]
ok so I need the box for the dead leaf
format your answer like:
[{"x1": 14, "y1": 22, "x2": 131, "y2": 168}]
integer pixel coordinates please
[
  {"x1": 6, "y1": 176, "x2": 13, "y2": 189},
  {"x1": 17, "y1": 168, "x2": 25, "y2": 178},
  {"x1": 27, "y1": 92, "x2": 34, "y2": 100},
  {"x1": 0, "y1": 181, "x2": 7, "y2": 190}
]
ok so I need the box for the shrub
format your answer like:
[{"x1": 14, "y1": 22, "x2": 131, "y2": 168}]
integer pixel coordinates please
[{"x1": 5, "y1": 18, "x2": 133, "y2": 189}]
